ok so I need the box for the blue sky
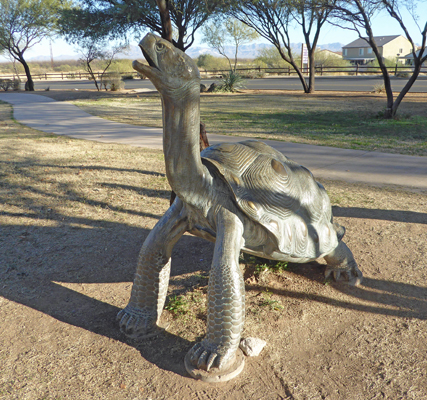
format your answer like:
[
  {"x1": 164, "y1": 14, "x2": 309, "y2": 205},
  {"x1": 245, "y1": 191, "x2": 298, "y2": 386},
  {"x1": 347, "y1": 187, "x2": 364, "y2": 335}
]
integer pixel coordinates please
[{"x1": 1, "y1": 4, "x2": 426, "y2": 62}]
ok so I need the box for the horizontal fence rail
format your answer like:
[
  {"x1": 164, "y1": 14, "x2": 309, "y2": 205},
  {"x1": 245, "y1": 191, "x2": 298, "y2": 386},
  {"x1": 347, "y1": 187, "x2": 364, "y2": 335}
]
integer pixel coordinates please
[
  {"x1": 201, "y1": 65, "x2": 427, "y2": 77},
  {"x1": 1, "y1": 65, "x2": 426, "y2": 81},
  {"x1": 0, "y1": 71, "x2": 142, "y2": 81}
]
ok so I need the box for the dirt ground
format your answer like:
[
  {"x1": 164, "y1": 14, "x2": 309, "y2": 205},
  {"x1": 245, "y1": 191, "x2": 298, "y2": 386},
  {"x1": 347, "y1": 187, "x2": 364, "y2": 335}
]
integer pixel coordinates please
[{"x1": 1, "y1": 98, "x2": 427, "y2": 400}]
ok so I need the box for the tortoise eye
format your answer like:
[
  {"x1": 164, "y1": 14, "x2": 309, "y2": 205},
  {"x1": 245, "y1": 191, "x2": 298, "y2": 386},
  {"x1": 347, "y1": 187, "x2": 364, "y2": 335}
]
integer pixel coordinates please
[{"x1": 155, "y1": 42, "x2": 165, "y2": 52}]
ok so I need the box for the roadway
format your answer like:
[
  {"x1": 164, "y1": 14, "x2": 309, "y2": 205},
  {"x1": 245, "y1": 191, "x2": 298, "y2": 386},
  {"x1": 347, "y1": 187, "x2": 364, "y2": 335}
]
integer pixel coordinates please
[{"x1": 31, "y1": 75, "x2": 427, "y2": 92}]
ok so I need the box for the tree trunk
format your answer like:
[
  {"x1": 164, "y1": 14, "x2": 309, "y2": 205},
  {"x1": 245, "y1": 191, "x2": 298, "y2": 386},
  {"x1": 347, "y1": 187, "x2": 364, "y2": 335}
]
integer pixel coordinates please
[
  {"x1": 20, "y1": 56, "x2": 34, "y2": 91},
  {"x1": 198, "y1": 122, "x2": 209, "y2": 151},
  {"x1": 307, "y1": 50, "x2": 316, "y2": 93},
  {"x1": 377, "y1": 60, "x2": 394, "y2": 118},
  {"x1": 381, "y1": 70, "x2": 394, "y2": 119},
  {"x1": 156, "y1": 0, "x2": 173, "y2": 42},
  {"x1": 391, "y1": 63, "x2": 422, "y2": 117},
  {"x1": 293, "y1": 62, "x2": 309, "y2": 93}
]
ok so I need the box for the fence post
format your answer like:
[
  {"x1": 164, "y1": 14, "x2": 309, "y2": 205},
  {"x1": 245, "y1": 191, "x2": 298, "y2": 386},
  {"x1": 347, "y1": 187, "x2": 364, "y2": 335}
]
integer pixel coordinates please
[
  {"x1": 394, "y1": 63, "x2": 398, "y2": 76},
  {"x1": 356, "y1": 64, "x2": 359, "y2": 76}
]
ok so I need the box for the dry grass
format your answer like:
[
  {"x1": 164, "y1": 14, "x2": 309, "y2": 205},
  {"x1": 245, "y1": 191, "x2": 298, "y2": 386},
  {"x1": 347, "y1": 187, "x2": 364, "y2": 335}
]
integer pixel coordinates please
[
  {"x1": 65, "y1": 90, "x2": 427, "y2": 156},
  {"x1": 0, "y1": 100, "x2": 170, "y2": 231},
  {"x1": 1, "y1": 99, "x2": 427, "y2": 399}
]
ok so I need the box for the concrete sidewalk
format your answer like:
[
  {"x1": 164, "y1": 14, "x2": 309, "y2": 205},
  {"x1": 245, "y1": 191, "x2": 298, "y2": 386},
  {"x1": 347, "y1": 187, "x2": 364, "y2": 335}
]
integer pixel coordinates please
[{"x1": 1, "y1": 92, "x2": 426, "y2": 191}]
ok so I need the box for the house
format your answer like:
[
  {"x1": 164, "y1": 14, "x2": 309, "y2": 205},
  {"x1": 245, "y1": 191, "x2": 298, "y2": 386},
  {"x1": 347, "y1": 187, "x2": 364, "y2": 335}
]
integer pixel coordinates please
[
  {"x1": 314, "y1": 49, "x2": 343, "y2": 67},
  {"x1": 342, "y1": 35, "x2": 412, "y2": 65},
  {"x1": 316, "y1": 49, "x2": 342, "y2": 59},
  {"x1": 398, "y1": 48, "x2": 427, "y2": 65}
]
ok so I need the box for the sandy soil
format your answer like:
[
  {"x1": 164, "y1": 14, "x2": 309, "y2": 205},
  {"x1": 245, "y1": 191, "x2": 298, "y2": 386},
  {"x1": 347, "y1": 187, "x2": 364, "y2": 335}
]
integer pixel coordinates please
[{"x1": 1, "y1": 99, "x2": 427, "y2": 400}]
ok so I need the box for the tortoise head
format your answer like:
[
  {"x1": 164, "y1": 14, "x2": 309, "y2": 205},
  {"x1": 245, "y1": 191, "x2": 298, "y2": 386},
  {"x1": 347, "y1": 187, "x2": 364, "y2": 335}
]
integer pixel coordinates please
[{"x1": 132, "y1": 33, "x2": 200, "y2": 93}]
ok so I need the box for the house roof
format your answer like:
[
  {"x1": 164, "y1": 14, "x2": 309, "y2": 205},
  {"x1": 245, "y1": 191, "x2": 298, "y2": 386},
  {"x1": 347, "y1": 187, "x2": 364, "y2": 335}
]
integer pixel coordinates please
[{"x1": 343, "y1": 35, "x2": 402, "y2": 48}]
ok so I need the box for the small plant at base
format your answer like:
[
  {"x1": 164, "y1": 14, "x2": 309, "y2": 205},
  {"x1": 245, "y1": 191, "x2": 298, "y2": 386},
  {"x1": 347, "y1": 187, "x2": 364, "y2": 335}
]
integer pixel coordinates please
[
  {"x1": 270, "y1": 261, "x2": 288, "y2": 272},
  {"x1": 254, "y1": 261, "x2": 288, "y2": 274},
  {"x1": 254, "y1": 263, "x2": 269, "y2": 274},
  {"x1": 259, "y1": 289, "x2": 284, "y2": 311},
  {"x1": 165, "y1": 295, "x2": 189, "y2": 317}
]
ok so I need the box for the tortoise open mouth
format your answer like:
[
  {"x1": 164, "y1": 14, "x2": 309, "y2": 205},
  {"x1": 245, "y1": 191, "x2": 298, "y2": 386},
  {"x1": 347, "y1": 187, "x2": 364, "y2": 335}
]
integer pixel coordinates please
[{"x1": 140, "y1": 46, "x2": 159, "y2": 70}]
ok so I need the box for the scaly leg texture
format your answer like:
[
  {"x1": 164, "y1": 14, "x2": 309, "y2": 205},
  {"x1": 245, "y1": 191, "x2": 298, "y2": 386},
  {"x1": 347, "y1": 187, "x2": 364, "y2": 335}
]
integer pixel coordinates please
[
  {"x1": 117, "y1": 200, "x2": 189, "y2": 338},
  {"x1": 324, "y1": 240, "x2": 363, "y2": 286},
  {"x1": 187, "y1": 207, "x2": 245, "y2": 372}
]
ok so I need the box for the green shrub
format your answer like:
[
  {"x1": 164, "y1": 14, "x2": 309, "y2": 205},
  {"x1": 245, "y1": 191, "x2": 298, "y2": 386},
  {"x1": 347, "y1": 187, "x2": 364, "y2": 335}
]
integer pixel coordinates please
[
  {"x1": 197, "y1": 55, "x2": 229, "y2": 72},
  {"x1": 216, "y1": 70, "x2": 246, "y2": 92},
  {"x1": 0, "y1": 78, "x2": 20, "y2": 91},
  {"x1": 197, "y1": 54, "x2": 215, "y2": 68},
  {"x1": 102, "y1": 73, "x2": 124, "y2": 91},
  {"x1": 240, "y1": 70, "x2": 265, "y2": 79},
  {"x1": 110, "y1": 59, "x2": 133, "y2": 74}
]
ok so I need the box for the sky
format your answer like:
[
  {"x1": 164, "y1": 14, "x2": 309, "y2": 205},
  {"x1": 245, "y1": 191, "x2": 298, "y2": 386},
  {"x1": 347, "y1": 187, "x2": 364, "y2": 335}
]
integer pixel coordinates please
[{"x1": 1, "y1": 4, "x2": 426, "y2": 63}]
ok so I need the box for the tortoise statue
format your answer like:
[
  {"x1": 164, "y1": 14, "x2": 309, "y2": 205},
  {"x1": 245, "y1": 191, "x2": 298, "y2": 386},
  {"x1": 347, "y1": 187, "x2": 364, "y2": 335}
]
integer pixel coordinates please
[{"x1": 118, "y1": 33, "x2": 362, "y2": 382}]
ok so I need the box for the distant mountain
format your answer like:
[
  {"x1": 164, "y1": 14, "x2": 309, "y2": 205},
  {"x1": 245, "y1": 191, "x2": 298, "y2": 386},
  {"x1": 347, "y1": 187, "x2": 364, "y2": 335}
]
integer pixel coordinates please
[
  {"x1": 317, "y1": 42, "x2": 343, "y2": 52},
  {"x1": 28, "y1": 53, "x2": 80, "y2": 62},
  {"x1": 185, "y1": 42, "x2": 344, "y2": 59},
  {"x1": 25, "y1": 42, "x2": 344, "y2": 62},
  {"x1": 185, "y1": 42, "x2": 272, "y2": 58}
]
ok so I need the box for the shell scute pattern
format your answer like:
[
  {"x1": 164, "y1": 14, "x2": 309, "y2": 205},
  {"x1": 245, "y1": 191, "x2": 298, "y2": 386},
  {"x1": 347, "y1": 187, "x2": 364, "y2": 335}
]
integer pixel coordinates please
[{"x1": 201, "y1": 140, "x2": 339, "y2": 259}]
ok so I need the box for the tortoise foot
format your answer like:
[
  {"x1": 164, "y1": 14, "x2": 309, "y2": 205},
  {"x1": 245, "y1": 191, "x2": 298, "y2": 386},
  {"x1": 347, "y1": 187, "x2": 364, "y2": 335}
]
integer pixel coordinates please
[
  {"x1": 325, "y1": 265, "x2": 363, "y2": 286},
  {"x1": 117, "y1": 305, "x2": 169, "y2": 339},
  {"x1": 185, "y1": 347, "x2": 245, "y2": 382}
]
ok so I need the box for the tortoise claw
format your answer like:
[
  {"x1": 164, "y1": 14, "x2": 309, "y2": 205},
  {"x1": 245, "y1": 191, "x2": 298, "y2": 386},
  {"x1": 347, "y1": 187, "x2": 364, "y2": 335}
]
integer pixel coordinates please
[
  {"x1": 117, "y1": 305, "x2": 166, "y2": 339},
  {"x1": 325, "y1": 266, "x2": 363, "y2": 286}
]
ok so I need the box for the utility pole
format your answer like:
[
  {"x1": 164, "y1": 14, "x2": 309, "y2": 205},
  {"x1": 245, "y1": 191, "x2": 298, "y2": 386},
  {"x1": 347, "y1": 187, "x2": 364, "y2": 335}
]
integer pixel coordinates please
[{"x1": 50, "y1": 41, "x2": 54, "y2": 69}]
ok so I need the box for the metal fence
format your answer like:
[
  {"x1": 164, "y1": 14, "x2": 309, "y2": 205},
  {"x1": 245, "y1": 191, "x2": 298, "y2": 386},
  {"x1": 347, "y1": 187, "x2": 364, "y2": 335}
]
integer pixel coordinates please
[{"x1": 0, "y1": 65, "x2": 426, "y2": 81}]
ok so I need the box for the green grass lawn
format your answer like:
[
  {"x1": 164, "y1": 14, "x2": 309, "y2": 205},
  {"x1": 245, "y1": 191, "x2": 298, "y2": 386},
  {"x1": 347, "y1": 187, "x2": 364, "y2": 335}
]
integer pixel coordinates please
[{"x1": 70, "y1": 92, "x2": 427, "y2": 156}]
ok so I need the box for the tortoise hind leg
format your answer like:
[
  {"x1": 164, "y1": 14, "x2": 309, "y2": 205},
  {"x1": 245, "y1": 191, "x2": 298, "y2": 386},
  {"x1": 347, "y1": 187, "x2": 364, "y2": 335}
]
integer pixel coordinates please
[
  {"x1": 186, "y1": 207, "x2": 246, "y2": 382},
  {"x1": 324, "y1": 240, "x2": 363, "y2": 286}
]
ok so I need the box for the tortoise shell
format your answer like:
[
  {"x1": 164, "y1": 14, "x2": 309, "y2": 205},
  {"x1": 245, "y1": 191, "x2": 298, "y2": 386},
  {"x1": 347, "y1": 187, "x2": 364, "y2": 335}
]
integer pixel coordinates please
[{"x1": 201, "y1": 140, "x2": 340, "y2": 260}]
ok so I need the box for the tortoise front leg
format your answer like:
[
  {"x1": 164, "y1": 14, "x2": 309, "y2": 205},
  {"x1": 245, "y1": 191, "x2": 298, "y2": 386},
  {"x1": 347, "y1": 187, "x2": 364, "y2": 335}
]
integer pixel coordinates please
[
  {"x1": 324, "y1": 240, "x2": 363, "y2": 286},
  {"x1": 186, "y1": 207, "x2": 246, "y2": 381},
  {"x1": 118, "y1": 199, "x2": 189, "y2": 338}
]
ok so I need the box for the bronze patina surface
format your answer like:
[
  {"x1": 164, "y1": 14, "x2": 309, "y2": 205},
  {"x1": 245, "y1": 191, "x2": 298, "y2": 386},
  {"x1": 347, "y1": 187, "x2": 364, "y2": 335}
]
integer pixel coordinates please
[{"x1": 117, "y1": 33, "x2": 362, "y2": 382}]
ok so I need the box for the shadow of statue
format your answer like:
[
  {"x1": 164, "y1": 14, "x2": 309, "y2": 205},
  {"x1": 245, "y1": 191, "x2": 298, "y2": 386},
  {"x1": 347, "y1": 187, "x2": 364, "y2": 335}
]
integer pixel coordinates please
[{"x1": 2, "y1": 159, "x2": 426, "y2": 379}]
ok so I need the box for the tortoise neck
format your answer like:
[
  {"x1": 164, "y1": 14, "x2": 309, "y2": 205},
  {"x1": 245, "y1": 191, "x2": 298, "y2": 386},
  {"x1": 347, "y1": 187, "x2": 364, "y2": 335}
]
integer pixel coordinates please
[{"x1": 161, "y1": 81, "x2": 209, "y2": 206}]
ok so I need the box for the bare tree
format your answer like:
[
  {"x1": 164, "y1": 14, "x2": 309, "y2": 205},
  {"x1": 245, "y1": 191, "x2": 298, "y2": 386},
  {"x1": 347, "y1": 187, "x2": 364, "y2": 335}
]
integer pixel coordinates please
[
  {"x1": 60, "y1": 0, "x2": 226, "y2": 53},
  {"x1": 381, "y1": 0, "x2": 427, "y2": 116},
  {"x1": 292, "y1": 0, "x2": 338, "y2": 92},
  {"x1": 202, "y1": 18, "x2": 259, "y2": 72},
  {"x1": 230, "y1": 1, "x2": 307, "y2": 91},
  {"x1": 0, "y1": 0, "x2": 68, "y2": 91},
  {"x1": 331, "y1": 0, "x2": 427, "y2": 118},
  {"x1": 229, "y1": 0, "x2": 336, "y2": 93},
  {"x1": 78, "y1": 40, "x2": 125, "y2": 91}
]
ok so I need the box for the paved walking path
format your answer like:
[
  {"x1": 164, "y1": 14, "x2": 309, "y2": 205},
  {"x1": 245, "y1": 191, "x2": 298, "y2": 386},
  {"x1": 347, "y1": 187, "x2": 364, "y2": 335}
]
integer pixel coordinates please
[{"x1": 1, "y1": 92, "x2": 426, "y2": 191}]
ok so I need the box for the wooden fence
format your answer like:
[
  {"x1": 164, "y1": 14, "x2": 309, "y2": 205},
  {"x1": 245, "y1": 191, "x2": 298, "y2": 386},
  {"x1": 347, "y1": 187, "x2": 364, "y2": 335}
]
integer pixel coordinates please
[
  {"x1": 0, "y1": 65, "x2": 426, "y2": 81},
  {"x1": 202, "y1": 64, "x2": 427, "y2": 77}
]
